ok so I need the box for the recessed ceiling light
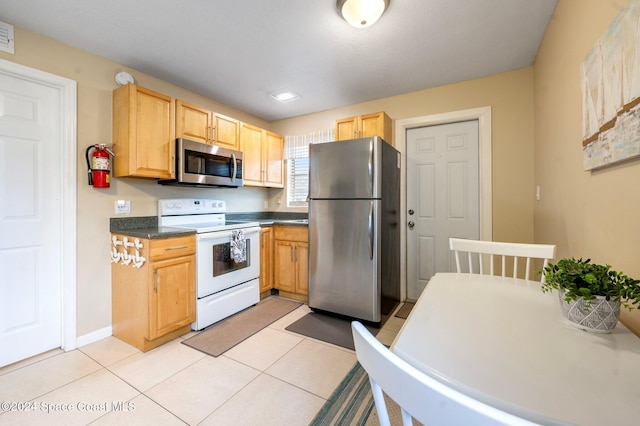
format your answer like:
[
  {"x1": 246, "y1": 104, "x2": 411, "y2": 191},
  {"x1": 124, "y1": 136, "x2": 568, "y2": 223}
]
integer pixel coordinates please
[{"x1": 269, "y1": 90, "x2": 300, "y2": 102}]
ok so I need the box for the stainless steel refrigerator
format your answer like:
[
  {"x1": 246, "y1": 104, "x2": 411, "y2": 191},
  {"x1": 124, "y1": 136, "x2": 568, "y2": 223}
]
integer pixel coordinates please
[{"x1": 308, "y1": 136, "x2": 400, "y2": 324}]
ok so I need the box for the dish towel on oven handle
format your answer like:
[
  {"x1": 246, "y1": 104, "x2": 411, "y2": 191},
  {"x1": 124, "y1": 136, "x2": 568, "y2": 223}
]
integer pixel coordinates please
[{"x1": 230, "y1": 229, "x2": 246, "y2": 263}]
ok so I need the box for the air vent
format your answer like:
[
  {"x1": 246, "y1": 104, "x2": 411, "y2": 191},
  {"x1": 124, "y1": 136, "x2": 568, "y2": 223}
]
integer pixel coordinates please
[{"x1": 0, "y1": 21, "x2": 15, "y2": 54}]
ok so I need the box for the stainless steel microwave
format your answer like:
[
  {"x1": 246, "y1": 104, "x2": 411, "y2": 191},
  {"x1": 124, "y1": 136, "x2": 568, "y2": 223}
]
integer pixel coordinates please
[{"x1": 158, "y1": 138, "x2": 243, "y2": 188}]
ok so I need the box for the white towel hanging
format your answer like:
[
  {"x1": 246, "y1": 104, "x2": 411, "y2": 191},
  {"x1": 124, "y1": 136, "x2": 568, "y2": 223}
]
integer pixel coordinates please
[{"x1": 230, "y1": 229, "x2": 246, "y2": 263}]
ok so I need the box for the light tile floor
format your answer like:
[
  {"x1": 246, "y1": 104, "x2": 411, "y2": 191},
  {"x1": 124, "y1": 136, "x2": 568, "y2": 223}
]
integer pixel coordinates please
[{"x1": 0, "y1": 302, "x2": 406, "y2": 426}]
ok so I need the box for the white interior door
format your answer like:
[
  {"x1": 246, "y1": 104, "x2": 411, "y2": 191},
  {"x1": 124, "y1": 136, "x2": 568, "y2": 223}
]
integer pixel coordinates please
[
  {"x1": 406, "y1": 120, "x2": 479, "y2": 299},
  {"x1": 0, "y1": 66, "x2": 65, "y2": 367}
]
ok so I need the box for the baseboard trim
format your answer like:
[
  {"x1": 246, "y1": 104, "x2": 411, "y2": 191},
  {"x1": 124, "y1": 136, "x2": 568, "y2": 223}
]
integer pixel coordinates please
[{"x1": 76, "y1": 326, "x2": 112, "y2": 348}]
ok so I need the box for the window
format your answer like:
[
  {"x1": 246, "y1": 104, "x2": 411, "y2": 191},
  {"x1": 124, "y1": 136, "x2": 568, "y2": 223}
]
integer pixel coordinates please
[
  {"x1": 285, "y1": 130, "x2": 333, "y2": 207},
  {"x1": 287, "y1": 156, "x2": 309, "y2": 207},
  {"x1": 285, "y1": 136, "x2": 309, "y2": 207}
]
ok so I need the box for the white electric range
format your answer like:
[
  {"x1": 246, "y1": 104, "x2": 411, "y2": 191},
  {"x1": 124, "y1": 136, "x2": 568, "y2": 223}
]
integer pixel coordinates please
[{"x1": 158, "y1": 198, "x2": 261, "y2": 330}]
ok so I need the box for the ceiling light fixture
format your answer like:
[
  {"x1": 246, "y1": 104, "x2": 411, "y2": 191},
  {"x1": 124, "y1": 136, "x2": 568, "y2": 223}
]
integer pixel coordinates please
[
  {"x1": 337, "y1": 0, "x2": 390, "y2": 29},
  {"x1": 269, "y1": 90, "x2": 300, "y2": 102}
]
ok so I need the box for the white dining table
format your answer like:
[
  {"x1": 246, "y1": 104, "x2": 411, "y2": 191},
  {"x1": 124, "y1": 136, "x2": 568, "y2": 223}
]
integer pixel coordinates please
[{"x1": 391, "y1": 273, "x2": 640, "y2": 426}]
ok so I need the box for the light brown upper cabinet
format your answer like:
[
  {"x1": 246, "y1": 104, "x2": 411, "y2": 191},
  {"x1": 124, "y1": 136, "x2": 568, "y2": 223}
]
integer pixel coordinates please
[
  {"x1": 112, "y1": 84, "x2": 176, "y2": 179},
  {"x1": 335, "y1": 111, "x2": 393, "y2": 145},
  {"x1": 175, "y1": 100, "x2": 240, "y2": 150},
  {"x1": 264, "y1": 130, "x2": 285, "y2": 187},
  {"x1": 240, "y1": 123, "x2": 284, "y2": 188}
]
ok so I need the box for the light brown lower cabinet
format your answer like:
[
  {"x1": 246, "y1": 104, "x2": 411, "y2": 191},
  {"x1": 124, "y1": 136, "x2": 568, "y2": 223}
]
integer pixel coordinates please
[
  {"x1": 111, "y1": 234, "x2": 195, "y2": 352},
  {"x1": 273, "y1": 226, "x2": 308, "y2": 302},
  {"x1": 259, "y1": 227, "x2": 274, "y2": 298}
]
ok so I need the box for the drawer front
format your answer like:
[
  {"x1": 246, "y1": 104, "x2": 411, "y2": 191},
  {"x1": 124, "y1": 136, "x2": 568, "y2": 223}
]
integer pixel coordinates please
[
  {"x1": 150, "y1": 235, "x2": 196, "y2": 261},
  {"x1": 274, "y1": 226, "x2": 308, "y2": 242}
]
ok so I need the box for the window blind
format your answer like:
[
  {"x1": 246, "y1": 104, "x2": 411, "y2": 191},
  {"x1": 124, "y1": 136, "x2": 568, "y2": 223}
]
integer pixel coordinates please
[{"x1": 285, "y1": 130, "x2": 333, "y2": 207}]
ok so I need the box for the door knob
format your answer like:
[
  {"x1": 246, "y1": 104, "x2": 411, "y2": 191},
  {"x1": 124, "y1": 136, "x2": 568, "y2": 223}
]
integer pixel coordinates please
[
  {"x1": 408, "y1": 221, "x2": 415, "y2": 229},
  {"x1": 408, "y1": 209, "x2": 414, "y2": 215}
]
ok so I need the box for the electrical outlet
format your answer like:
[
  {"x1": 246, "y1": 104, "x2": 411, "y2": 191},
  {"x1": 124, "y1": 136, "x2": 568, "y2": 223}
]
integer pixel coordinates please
[
  {"x1": 263, "y1": 200, "x2": 269, "y2": 209},
  {"x1": 115, "y1": 200, "x2": 131, "y2": 215}
]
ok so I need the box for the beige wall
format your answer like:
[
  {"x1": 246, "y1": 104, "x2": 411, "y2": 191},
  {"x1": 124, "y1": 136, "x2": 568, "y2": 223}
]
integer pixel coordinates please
[
  {"x1": 534, "y1": 0, "x2": 640, "y2": 333},
  {"x1": 272, "y1": 68, "x2": 537, "y2": 244},
  {"x1": 0, "y1": 26, "x2": 276, "y2": 336}
]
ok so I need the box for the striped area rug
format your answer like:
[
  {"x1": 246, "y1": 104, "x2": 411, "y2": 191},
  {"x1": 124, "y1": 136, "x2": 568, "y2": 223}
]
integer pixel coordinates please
[
  {"x1": 310, "y1": 360, "x2": 419, "y2": 425},
  {"x1": 310, "y1": 361, "x2": 375, "y2": 426}
]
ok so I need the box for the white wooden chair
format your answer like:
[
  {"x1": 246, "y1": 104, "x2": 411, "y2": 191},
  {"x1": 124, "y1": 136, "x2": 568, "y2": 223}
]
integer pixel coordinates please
[
  {"x1": 351, "y1": 321, "x2": 538, "y2": 426},
  {"x1": 449, "y1": 238, "x2": 556, "y2": 282}
]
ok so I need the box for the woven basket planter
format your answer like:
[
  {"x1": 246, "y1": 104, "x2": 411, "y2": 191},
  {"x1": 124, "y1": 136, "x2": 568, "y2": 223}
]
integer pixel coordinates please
[{"x1": 558, "y1": 291, "x2": 620, "y2": 333}]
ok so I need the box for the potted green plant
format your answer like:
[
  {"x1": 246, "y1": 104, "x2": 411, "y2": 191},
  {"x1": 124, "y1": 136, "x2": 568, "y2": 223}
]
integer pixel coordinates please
[{"x1": 540, "y1": 258, "x2": 640, "y2": 333}]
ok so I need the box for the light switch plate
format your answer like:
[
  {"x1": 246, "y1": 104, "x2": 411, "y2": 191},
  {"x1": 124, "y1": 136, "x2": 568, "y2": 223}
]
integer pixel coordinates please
[{"x1": 115, "y1": 200, "x2": 131, "y2": 215}]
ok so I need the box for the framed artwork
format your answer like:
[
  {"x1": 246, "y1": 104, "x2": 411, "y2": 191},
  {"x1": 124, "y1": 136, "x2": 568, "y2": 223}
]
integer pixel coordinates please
[{"x1": 582, "y1": 0, "x2": 640, "y2": 170}]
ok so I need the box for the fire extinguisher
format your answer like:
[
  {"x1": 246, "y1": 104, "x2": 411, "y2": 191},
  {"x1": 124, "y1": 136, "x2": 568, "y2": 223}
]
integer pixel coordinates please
[{"x1": 85, "y1": 144, "x2": 115, "y2": 188}]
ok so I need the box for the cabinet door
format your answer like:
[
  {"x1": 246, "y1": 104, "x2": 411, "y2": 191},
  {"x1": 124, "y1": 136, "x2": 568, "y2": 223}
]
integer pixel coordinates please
[
  {"x1": 260, "y1": 227, "x2": 273, "y2": 293},
  {"x1": 295, "y1": 242, "x2": 309, "y2": 296},
  {"x1": 113, "y1": 84, "x2": 175, "y2": 179},
  {"x1": 264, "y1": 131, "x2": 284, "y2": 188},
  {"x1": 274, "y1": 240, "x2": 296, "y2": 292},
  {"x1": 361, "y1": 112, "x2": 393, "y2": 144},
  {"x1": 213, "y1": 113, "x2": 240, "y2": 150},
  {"x1": 360, "y1": 112, "x2": 384, "y2": 139},
  {"x1": 240, "y1": 122, "x2": 264, "y2": 186},
  {"x1": 149, "y1": 255, "x2": 195, "y2": 340},
  {"x1": 176, "y1": 100, "x2": 211, "y2": 144},
  {"x1": 335, "y1": 116, "x2": 358, "y2": 141}
]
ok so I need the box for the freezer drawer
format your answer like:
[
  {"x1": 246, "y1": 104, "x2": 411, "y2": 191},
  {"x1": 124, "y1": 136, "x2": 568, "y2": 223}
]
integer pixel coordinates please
[{"x1": 308, "y1": 199, "x2": 381, "y2": 322}]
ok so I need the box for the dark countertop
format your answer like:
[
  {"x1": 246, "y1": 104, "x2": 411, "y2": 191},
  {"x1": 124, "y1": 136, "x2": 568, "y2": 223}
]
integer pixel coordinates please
[
  {"x1": 227, "y1": 212, "x2": 308, "y2": 227},
  {"x1": 110, "y1": 216, "x2": 195, "y2": 239},
  {"x1": 110, "y1": 212, "x2": 307, "y2": 239},
  {"x1": 254, "y1": 219, "x2": 308, "y2": 226}
]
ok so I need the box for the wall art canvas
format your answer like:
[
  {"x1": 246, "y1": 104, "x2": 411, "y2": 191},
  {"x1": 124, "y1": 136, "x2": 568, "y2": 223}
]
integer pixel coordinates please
[{"x1": 582, "y1": 0, "x2": 640, "y2": 170}]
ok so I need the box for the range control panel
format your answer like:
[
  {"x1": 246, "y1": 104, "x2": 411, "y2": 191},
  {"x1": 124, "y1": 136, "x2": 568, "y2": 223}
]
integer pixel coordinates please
[{"x1": 158, "y1": 199, "x2": 226, "y2": 216}]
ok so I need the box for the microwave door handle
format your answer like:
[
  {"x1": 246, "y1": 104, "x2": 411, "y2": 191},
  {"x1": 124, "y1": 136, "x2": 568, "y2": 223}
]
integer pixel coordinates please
[{"x1": 230, "y1": 152, "x2": 237, "y2": 182}]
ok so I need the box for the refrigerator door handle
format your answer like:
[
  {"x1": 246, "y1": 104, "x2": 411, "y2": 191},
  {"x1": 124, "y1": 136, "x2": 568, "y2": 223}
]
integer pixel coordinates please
[
  {"x1": 368, "y1": 201, "x2": 374, "y2": 260},
  {"x1": 368, "y1": 138, "x2": 374, "y2": 197}
]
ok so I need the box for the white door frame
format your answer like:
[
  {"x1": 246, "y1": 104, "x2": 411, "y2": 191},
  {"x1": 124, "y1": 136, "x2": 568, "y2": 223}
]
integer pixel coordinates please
[
  {"x1": 0, "y1": 58, "x2": 77, "y2": 352},
  {"x1": 395, "y1": 107, "x2": 492, "y2": 301}
]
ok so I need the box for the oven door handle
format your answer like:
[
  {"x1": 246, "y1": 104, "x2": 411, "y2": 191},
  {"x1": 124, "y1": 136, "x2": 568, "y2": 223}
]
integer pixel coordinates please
[{"x1": 196, "y1": 226, "x2": 262, "y2": 241}]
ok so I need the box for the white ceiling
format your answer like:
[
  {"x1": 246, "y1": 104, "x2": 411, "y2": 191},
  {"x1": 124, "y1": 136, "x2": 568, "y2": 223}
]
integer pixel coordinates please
[{"x1": 0, "y1": 0, "x2": 557, "y2": 122}]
